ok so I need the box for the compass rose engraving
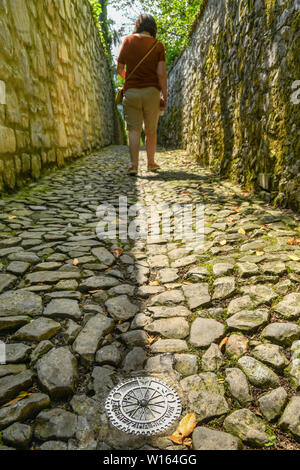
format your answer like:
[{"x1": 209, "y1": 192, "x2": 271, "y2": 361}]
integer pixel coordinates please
[{"x1": 105, "y1": 377, "x2": 182, "y2": 435}]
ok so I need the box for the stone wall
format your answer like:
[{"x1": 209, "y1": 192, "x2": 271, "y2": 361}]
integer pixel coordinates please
[
  {"x1": 159, "y1": 0, "x2": 300, "y2": 211},
  {"x1": 0, "y1": 0, "x2": 125, "y2": 192}
]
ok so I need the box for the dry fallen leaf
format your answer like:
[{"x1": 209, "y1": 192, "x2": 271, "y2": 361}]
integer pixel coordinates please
[
  {"x1": 89, "y1": 289, "x2": 104, "y2": 294},
  {"x1": 238, "y1": 228, "x2": 246, "y2": 235},
  {"x1": 288, "y1": 237, "x2": 295, "y2": 245},
  {"x1": 256, "y1": 250, "x2": 265, "y2": 256},
  {"x1": 170, "y1": 413, "x2": 197, "y2": 444},
  {"x1": 113, "y1": 248, "x2": 123, "y2": 258},
  {"x1": 288, "y1": 254, "x2": 300, "y2": 261},
  {"x1": 8, "y1": 215, "x2": 16, "y2": 220},
  {"x1": 296, "y1": 239, "x2": 300, "y2": 244},
  {"x1": 220, "y1": 240, "x2": 227, "y2": 246},
  {"x1": 219, "y1": 336, "x2": 229, "y2": 351},
  {"x1": 2, "y1": 392, "x2": 32, "y2": 408},
  {"x1": 227, "y1": 217, "x2": 234, "y2": 223},
  {"x1": 72, "y1": 258, "x2": 79, "y2": 266},
  {"x1": 149, "y1": 281, "x2": 159, "y2": 286},
  {"x1": 117, "y1": 320, "x2": 122, "y2": 326},
  {"x1": 147, "y1": 336, "x2": 155, "y2": 345}
]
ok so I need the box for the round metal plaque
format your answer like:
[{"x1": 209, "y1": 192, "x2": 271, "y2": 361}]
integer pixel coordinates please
[{"x1": 105, "y1": 377, "x2": 182, "y2": 436}]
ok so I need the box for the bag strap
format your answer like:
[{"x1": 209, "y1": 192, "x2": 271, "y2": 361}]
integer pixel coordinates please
[{"x1": 126, "y1": 40, "x2": 158, "y2": 82}]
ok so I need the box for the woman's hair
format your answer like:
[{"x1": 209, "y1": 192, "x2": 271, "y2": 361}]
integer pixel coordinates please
[{"x1": 133, "y1": 14, "x2": 157, "y2": 38}]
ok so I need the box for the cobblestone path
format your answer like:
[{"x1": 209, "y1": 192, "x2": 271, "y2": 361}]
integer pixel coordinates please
[{"x1": 0, "y1": 145, "x2": 300, "y2": 450}]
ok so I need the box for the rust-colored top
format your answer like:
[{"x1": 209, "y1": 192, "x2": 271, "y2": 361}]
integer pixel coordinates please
[{"x1": 117, "y1": 34, "x2": 166, "y2": 92}]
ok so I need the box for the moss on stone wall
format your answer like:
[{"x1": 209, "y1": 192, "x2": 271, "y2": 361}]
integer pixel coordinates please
[{"x1": 159, "y1": 0, "x2": 300, "y2": 211}]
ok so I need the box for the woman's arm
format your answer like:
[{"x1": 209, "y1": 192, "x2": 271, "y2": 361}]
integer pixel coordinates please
[
  {"x1": 157, "y1": 61, "x2": 167, "y2": 108},
  {"x1": 117, "y1": 36, "x2": 128, "y2": 79},
  {"x1": 117, "y1": 62, "x2": 126, "y2": 79}
]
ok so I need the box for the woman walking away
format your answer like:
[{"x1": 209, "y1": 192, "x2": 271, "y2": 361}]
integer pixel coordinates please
[{"x1": 117, "y1": 14, "x2": 167, "y2": 176}]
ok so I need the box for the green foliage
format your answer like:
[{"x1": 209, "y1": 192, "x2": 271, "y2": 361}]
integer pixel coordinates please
[
  {"x1": 145, "y1": 0, "x2": 204, "y2": 68},
  {"x1": 114, "y1": 74, "x2": 124, "y2": 88},
  {"x1": 264, "y1": 430, "x2": 277, "y2": 448},
  {"x1": 90, "y1": 1, "x2": 127, "y2": 57},
  {"x1": 90, "y1": 0, "x2": 102, "y2": 18},
  {"x1": 109, "y1": 0, "x2": 204, "y2": 68},
  {"x1": 89, "y1": 0, "x2": 110, "y2": 56}
]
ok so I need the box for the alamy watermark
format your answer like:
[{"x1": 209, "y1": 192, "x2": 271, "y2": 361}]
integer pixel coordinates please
[
  {"x1": 291, "y1": 80, "x2": 300, "y2": 105},
  {"x1": 0, "y1": 341, "x2": 6, "y2": 365},
  {"x1": 95, "y1": 197, "x2": 205, "y2": 244}
]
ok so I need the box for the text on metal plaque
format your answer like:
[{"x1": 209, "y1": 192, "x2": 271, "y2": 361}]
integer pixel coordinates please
[{"x1": 105, "y1": 377, "x2": 182, "y2": 436}]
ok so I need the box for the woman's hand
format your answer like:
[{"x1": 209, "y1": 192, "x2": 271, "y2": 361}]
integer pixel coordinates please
[{"x1": 157, "y1": 61, "x2": 167, "y2": 111}]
